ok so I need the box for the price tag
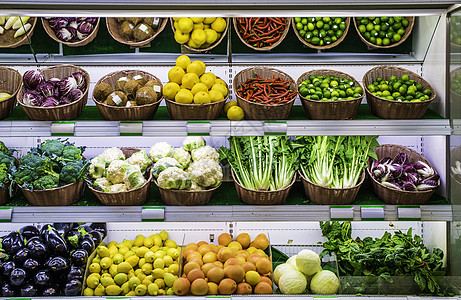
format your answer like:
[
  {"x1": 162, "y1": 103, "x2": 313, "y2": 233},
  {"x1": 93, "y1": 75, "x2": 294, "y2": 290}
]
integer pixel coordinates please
[
  {"x1": 398, "y1": 205, "x2": 421, "y2": 221},
  {"x1": 120, "y1": 121, "x2": 143, "y2": 136},
  {"x1": 141, "y1": 207, "x2": 165, "y2": 222},
  {"x1": 51, "y1": 121, "x2": 74, "y2": 136},
  {"x1": 361, "y1": 205, "x2": 384, "y2": 221},
  {"x1": 7, "y1": 298, "x2": 31, "y2": 300},
  {"x1": 0, "y1": 207, "x2": 13, "y2": 222},
  {"x1": 264, "y1": 121, "x2": 287, "y2": 135},
  {"x1": 187, "y1": 121, "x2": 211, "y2": 136},
  {"x1": 106, "y1": 297, "x2": 130, "y2": 300},
  {"x1": 331, "y1": 206, "x2": 354, "y2": 221}
]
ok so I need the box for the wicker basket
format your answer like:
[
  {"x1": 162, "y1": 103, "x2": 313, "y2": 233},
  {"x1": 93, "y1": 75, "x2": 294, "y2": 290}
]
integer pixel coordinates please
[
  {"x1": 42, "y1": 18, "x2": 100, "y2": 47},
  {"x1": 93, "y1": 70, "x2": 163, "y2": 121},
  {"x1": 233, "y1": 17, "x2": 291, "y2": 51},
  {"x1": 367, "y1": 144, "x2": 440, "y2": 205},
  {"x1": 292, "y1": 17, "x2": 350, "y2": 50},
  {"x1": 17, "y1": 65, "x2": 90, "y2": 121},
  {"x1": 21, "y1": 181, "x2": 85, "y2": 206},
  {"x1": 87, "y1": 148, "x2": 152, "y2": 206},
  {"x1": 299, "y1": 170, "x2": 365, "y2": 205},
  {"x1": 0, "y1": 17, "x2": 37, "y2": 48},
  {"x1": 0, "y1": 67, "x2": 22, "y2": 120},
  {"x1": 353, "y1": 17, "x2": 415, "y2": 49},
  {"x1": 107, "y1": 17, "x2": 167, "y2": 47},
  {"x1": 363, "y1": 66, "x2": 436, "y2": 119},
  {"x1": 233, "y1": 67, "x2": 297, "y2": 120},
  {"x1": 232, "y1": 170, "x2": 295, "y2": 205},
  {"x1": 170, "y1": 18, "x2": 229, "y2": 52},
  {"x1": 153, "y1": 180, "x2": 221, "y2": 206},
  {"x1": 297, "y1": 69, "x2": 364, "y2": 120},
  {"x1": 0, "y1": 182, "x2": 12, "y2": 205}
]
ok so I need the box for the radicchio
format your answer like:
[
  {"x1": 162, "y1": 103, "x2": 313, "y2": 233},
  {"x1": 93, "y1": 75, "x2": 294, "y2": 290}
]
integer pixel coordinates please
[
  {"x1": 23, "y1": 70, "x2": 44, "y2": 89},
  {"x1": 49, "y1": 18, "x2": 68, "y2": 29},
  {"x1": 38, "y1": 82, "x2": 55, "y2": 98},
  {"x1": 72, "y1": 72, "x2": 86, "y2": 90},
  {"x1": 68, "y1": 89, "x2": 83, "y2": 102},
  {"x1": 22, "y1": 90, "x2": 43, "y2": 106},
  {"x1": 58, "y1": 77, "x2": 78, "y2": 96},
  {"x1": 41, "y1": 97, "x2": 59, "y2": 107},
  {"x1": 56, "y1": 28, "x2": 73, "y2": 42}
]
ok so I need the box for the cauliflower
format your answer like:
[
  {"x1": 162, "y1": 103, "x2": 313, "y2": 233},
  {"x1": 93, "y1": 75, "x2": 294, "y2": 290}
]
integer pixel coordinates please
[
  {"x1": 191, "y1": 145, "x2": 220, "y2": 163},
  {"x1": 149, "y1": 142, "x2": 174, "y2": 162},
  {"x1": 173, "y1": 147, "x2": 191, "y2": 169},
  {"x1": 89, "y1": 156, "x2": 106, "y2": 179},
  {"x1": 106, "y1": 159, "x2": 130, "y2": 184},
  {"x1": 123, "y1": 164, "x2": 146, "y2": 190},
  {"x1": 157, "y1": 167, "x2": 191, "y2": 190},
  {"x1": 93, "y1": 177, "x2": 111, "y2": 192},
  {"x1": 152, "y1": 157, "x2": 181, "y2": 178},
  {"x1": 189, "y1": 159, "x2": 222, "y2": 188},
  {"x1": 127, "y1": 150, "x2": 152, "y2": 174},
  {"x1": 100, "y1": 147, "x2": 125, "y2": 166},
  {"x1": 185, "y1": 161, "x2": 197, "y2": 173},
  {"x1": 190, "y1": 181, "x2": 204, "y2": 191},
  {"x1": 183, "y1": 136, "x2": 205, "y2": 151},
  {"x1": 109, "y1": 183, "x2": 128, "y2": 193}
]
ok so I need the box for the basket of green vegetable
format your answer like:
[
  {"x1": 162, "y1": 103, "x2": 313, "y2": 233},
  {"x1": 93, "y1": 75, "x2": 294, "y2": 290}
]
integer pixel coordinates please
[
  {"x1": 297, "y1": 70, "x2": 364, "y2": 120},
  {"x1": 87, "y1": 147, "x2": 153, "y2": 206},
  {"x1": 0, "y1": 142, "x2": 17, "y2": 205},
  {"x1": 363, "y1": 66, "x2": 436, "y2": 119},
  {"x1": 0, "y1": 66, "x2": 22, "y2": 120},
  {"x1": 14, "y1": 139, "x2": 88, "y2": 206},
  {"x1": 292, "y1": 17, "x2": 350, "y2": 50},
  {"x1": 367, "y1": 144, "x2": 440, "y2": 205}
]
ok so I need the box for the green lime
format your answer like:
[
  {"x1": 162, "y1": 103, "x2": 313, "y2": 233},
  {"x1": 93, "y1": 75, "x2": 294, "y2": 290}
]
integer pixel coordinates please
[
  {"x1": 296, "y1": 22, "x2": 303, "y2": 30},
  {"x1": 295, "y1": 17, "x2": 301, "y2": 23},
  {"x1": 301, "y1": 18, "x2": 308, "y2": 25},
  {"x1": 401, "y1": 74, "x2": 410, "y2": 82},
  {"x1": 393, "y1": 33, "x2": 401, "y2": 42},
  {"x1": 307, "y1": 23, "x2": 315, "y2": 31}
]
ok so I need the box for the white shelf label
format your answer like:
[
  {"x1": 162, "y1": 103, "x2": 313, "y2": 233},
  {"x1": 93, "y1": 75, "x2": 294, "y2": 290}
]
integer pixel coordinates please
[
  {"x1": 361, "y1": 205, "x2": 384, "y2": 220},
  {"x1": 142, "y1": 206, "x2": 165, "y2": 221},
  {"x1": 398, "y1": 205, "x2": 421, "y2": 220},
  {"x1": 0, "y1": 207, "x2": 13, "y2": 222},
  {"x1": 51, "y1": 121, "x2": 74, "y2": 136},
  {"x1": 187, "y1": 121, "x2": 211, "y2": 136},
  {"x1": 264, "y1": 121, "x2": 287, "y2": 135},
  {"x1": 120, "y1": 121, "x2": 143, "y2": 136},
  {"x1": 331, "y1": 206, "x2": 354, "y2": 220}
]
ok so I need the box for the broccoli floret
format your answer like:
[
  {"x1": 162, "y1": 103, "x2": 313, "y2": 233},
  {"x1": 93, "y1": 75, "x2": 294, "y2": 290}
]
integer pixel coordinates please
[
  {"x1": 62, "y1": 145, "x2": 83, "y2": 161},
  {"x1": 60, "y1": 161, "x2": 85, "y2": 184},
  {"x1": 15, "y1": 154, "x2": 59, "y2": 189},
  {"x1": 33, "y1": 174, "x2": 59, "y2": 190},
  {"x1": 40, "y1": 139, "x2": 66, "y2": 157},
  {"x1": 0, "y1": 163, "x2": 8, "y2": 186},
  {"x1": 0, "y1": 152, "x2": 15, "y2": 169}
]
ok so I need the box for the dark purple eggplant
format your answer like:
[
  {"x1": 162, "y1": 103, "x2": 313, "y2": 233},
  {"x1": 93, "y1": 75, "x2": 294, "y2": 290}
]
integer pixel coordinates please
[
  {"x1": 34, "y1": 270, "x2": 50, "y2": 286},
  {"x1": 2, "y1": 232, "x2": 23, "y2": 255},
  {"x1": 77, "y1": 224, "x2": 92, "y2": 235},
  {"x1": 70, "y1": 249, "x2": 88, "y2": 267},
  {"x1": 64, "y1": 279, "x2": 82, "y2": 296},
  {"x1": 1, "y1": 283, "x2": 16, "y2": 296},
  {"x1": 40, "y1": 224, "x2": 53, "y2": 238},
  {"x1": 42, "y1": 286, "x2": 58, "y2": 296},
  {"x1": 80, "y1": 236, "x2": 95, "y2": 254},
  {"x1": 90, "y1": 223, "x2": 107, "y2": 237},
  {"x1": 10, "y1": 268, "x2": 26, "y2": 286},
  {"x1": 20, "y1": 284, "x2": 37, "y2": 297},
  {"x1": 26, "y1": 238, "x2": 48, "y2": 260},
  {"x1": 44, "y1": 225, "x2": 68, "y2": 256},
  {"x1": 66, "y1": 230, "x2": 81, "y2": 249},
  {"x1": 19, "y1": 225, "x2": 40, "y2": 240},
  {"x1": 2, "y1": 260, "x2": 15, "y2": 277},
  {"x1": 67, "y1": 266, "x2": 84, "y2": 281},
  {"x1": 46, "y1": 256, "x2": 69, "y2": 272},
  {"x1": 23, "y1": 258, "x2": 39, "y2": 272},
  {"x1": 53, "y1": 223, "x2": 72, "y2": 237},
  {"x1": 13, "y1": 248, "x2": 31, "y2": 265},
  {"x1": 89, "y1": 230, "x2": 103, "y2": 245}
]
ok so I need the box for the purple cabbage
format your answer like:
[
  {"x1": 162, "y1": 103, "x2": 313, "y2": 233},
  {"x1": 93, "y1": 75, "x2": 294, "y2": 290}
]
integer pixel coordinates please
[
  {"x1": 23, "y1": 70, "x2": 44, "y2": 89},
  {"x1": 403, "y1": 164, "x2": 416, "y2": 173},
  {"x1": 38, "y1": 82, "x2": 55, "y2": 98},
  {"x1": 414, "y1": 161, "x2": 435, "y2": 178},
  {"x1": 401, "y1": 172, "x2": 419, "y2": 184},
  {"x1": 49, "y1": 18, "x2": 68, "y2": 29},
  {"x1": 65, "y1": 17, "x2": 78, "y2": 23},
  {"x1": 56, "y1": 28, "x2": 73, "y2": 42},
  {"x1": 22, "y1": 90, "x2": 43, "y2": 106},
  {"x1": 388, "y1": 163, "x2": 403, "y2": 178},
  {"x1": 77, "y1": 31, "x2": 88, "y2": 41},
  {"x1": 58, "y1": 77, "x2": 78, "y2": 96},
  {"x1": 372, "y1": 164, "x2": 386, "y2": 178},
  {"x1": 68, "y1": 89, "x2": 83, "y2": 102},
  {"x1": 41, "y1": 97, "x2": 59, "y2": 107},
  {"x1": 48, "y1": 77, "x2": 61, "y2": 85}
]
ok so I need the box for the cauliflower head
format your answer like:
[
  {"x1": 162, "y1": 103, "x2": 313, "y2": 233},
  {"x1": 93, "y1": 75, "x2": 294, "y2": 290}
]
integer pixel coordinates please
[
  {"x1": 100, "y1": 147, "x2": 125, "y2": 166},
  {"x1": 173, "y1": 147, "x2": 191, "y2": 169},
  {"x1": 106, "y1": 159, "x2": 130, "y2": 184},
  {"x1": 127, "y1": 150, "x2": 152, "y2": 174},
  {"x1": 191, "y1": 145, "x2": 220, "y2": 163},
  {"x1": 149, "y1": 142, "x2": 174, "y2": 162},
  {"x1": 152, "y1": 157, "x2": 181, "y2": 178},
  {"x1": 94, "y1": 177, "x2": 112, "y2": 192},
  {"x1": 89, "y1": 156, "x2": 106, "y2": 179},
  {"x1": 109, "y1": 183, "x2": 128, "y2": 193},
  {"x1": 157, "y1": 167, "x2": 191, "y2": 190},
  {"x1": 123, "y1": 164, "x2": 146, "y2": 190},
  {"x1": 190, "y1": 181, "x2": 204, "y2": 191},
  {"x1": 183, "y1": 136, "x2": 205, "y2": 151},
  {"x1": 189, "y1": 159, "x2": 222, "y2": 188}
]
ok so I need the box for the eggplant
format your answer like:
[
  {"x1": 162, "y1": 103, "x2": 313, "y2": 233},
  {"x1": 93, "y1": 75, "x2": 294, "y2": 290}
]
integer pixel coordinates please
[
  {"x1": 26, "y1": 238, "x2": 48, "y2": 260},
  {"x1": 80, "y1": 236, "x2": 95, "y2": 254},
  {"x1": 13, "y1": 248, "x2": 31, "y2": 266},
  {"x1": 90, "y1": 223, "x2": 107, "y2": 237},
  {"x1": 42, "y1": 286, "x2": 58, "y2": 296},
  {"x1": 2, "y1": 232, "x2": 23, "y2": 255},
  {"x1": 2, "y1": 261, "x2": 15, "y2": 277},
  {"x1": 65, "y1": 229, "x2": 81, "y2": 249},
  {"x1": 1, "y1": 283, "x2": 16, "y2": 296},
  {"x1": 39, "y1": 224, "x2": 53, "y2": 238},
  {"x1": 70, "y1": 249, "x2": 88, "y2": 267},
  {"x1": 20, "y1": 284, "x2": 37, "y2": 297},
  {"x1": 19, "y1": 225, "x2": 40, "y2": 240},
  {"x1": 77, "y1": 223, "x2": 92, "y2": 235},
  {"x1": 64, "y1": 279, "x2": 82, "y2": 296},
  {"x1": 44, "y1": 225, "x2": 68, "y2": 256},
  {"x1": 23, "y1": 258, "x2": 39, "y2": 272},
  {"x1": 53, "y1": 223, "x2": 72, "y2": 237},
  {"x1": 67, "y1": 266, "x2": 84, "y2": 281},
  {"x1": 34, "y1": 270, "x2": 50, "y2": 286},
  {"x1": 10, "y1": 268, "x2": 26, "y2": 286},
  {"x1": 89, "y1": 230, "x2": 103, "y2": 245},
  {"x1": 46, "y1": 256, "x2": 69, "y2": 272}
]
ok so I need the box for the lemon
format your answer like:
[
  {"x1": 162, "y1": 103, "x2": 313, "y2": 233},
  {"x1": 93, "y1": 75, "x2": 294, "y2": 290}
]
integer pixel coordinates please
[
  {"x1": 211, "y1": 83, "x2": 228, "y2": 96},
  {"x1": 181, "y1": 73, "x2": 200, "y2": 89},
  {"x1": 83, "y1": 287, "x2": 94, "y2": 296},
  {"x1": 168, "y1": 263, "x2": 179, "y2": 275},
  {"x1": 108, "y1": 241, "x2": 117, "y2": 248},
  {"x1": 187, "y1": 60, "x2": 205, "y2": 77},
  {"x1": 163, "y1": 273, "x2": 177, "y2": 288},
  {"x1": 136, "y1": 246, "x2": 150, "y2": 258},
  {"x1": 129, "y1": 276, "x2": 141, "y2": 290},
  {"x1": 173, "y1": 21, "x2": 179, "y2": 30},
  {"x1": 174, "y1": 30, "x2": 190, "y2": 44},
  {"x1": 194, "y1": 91, "x2": 211, "y2": 104},
  {"x1": 118, "y1": 246, "x2": 129, "y2": 256},
  {"x1": 97, "y1": 246, "x2": 110, "y2": 258},
  {"x1": 109, "y1": 264, "x2": 118, "y2": 277},
  {"x1": 209, "y1": 89, "x2": 224, "y2": 102},
  {"x1": 138, "y1": 258, "x2": 146, "y2": 268},
  {"x1": 203, "y1": 24, "x2": 211, "y2": 29},
  {"x1": 154, "y1": 250, "x2": 166, "y2": 259},
  {"x1": 148, "y1": 283, "x2": 160, "y2": 296},
  {"x1": 109, "y1": 245, "x2": 118, "y2": 257},
  {"x1": 211, "y1": 17, "x2": 226, "y2": 32},
  {"x1": 92, "y1": 256, "x2": 101, "y2": 264},
  {"x1": 227, "y1": 105, "x2": 244, "y2": 121},
  {"x1": 89, "y1": 263, "x2": 101, "y2": 274},
  {"x1": 164, "y1": 239, "x2": 177, "y2": 248},
  {"x1": 166, "y1": 248, "x2": 180, "y2": 260},
  {"x1": 176, "y1": 55, "x2": 191, "y2": 70},
  {"x1": 175, "y1": 89, "x2": 194, "y2": 104},
  {"x1": 117, "y1": 262, "x2": 132, "y2": 274},
  {"x1": 100, "y1": 257, "x2": 112, "y2": 269},
  {"x1": 124, "y1": 251, "x2": 135, "y2": 260},
  {"x1": 144, "y1": 237, "x2": 154, "y2": 248},
  {"x1": 163, "y1": 255, "x2": 174, "y2": 267},
  {"x1": 168, "y1": 66, "x2": 185, "y2": 84},
  {"x1": 178, "y1": 17, "x2": 194, "y2": 33},
  {"x1": 191, "y1": 82, "x2": 208, "y2": 95},
  {"x1": 134, "y1": 235, "x2": 145, "y2": 247},
  {"x1": 215, "y1": 78, "x2": 227, "y2": 86},
  {"x1": 204, "y1": 29, "x2": 218, "y2": 44},
  {"x1": 200, "y1": 72, "x2": 216, "y2": 89},
  {"x1": 152, "y1": 268, "x2": 165, "y2": 280},
  {"x1": 121, "y1": 281, "x2": 130, "y2": 294},
  {"x1": 191, "y1": 29, "x2": 207, "y2": 45},
  {"x1": 153, "y1": 257, "x2": 165, "y2": 269},
  {"x1": 142, "y1": 263, "x2": 153, "y2": 275},
  {"x1": 135, "y1": 284, "x2": 147, "y2": 296},
  {"x1": 204, "y1": 17, "x2": 216, "y2": 24},
  {"x1": 173, "y1": 17, "x2": 181, "y2": 21},
  {"x1": 152, "y1": 234, "x2": 163, "y2": 247},
  {"x1": 191, "y1": 17, "x2": 205, "y2": 23},
  {"x1": 94, "y1": 284, "x2": 105, "y2": 296},
  {"x1": 155, "y1": 278, "x2": 165, "y2": 290},
  {"x1": 113, "y1": 253, "x2": 124, "y2": 265},
  {"x1": 125, "y1": 255, "x2": 139, "y2": 268},
  {"x1": 159, "y1": 230, "x2": 168, "y2": 241},
  {"x1": 86, "y1": 275, "x2": 100, "y2": 289},
  {"x1": 187, "y1": 38, "x2": 201, "y2": 49},
  {"x1": 193, "y1": 23, "x2": 204, "y2": 30},
  {"x1": 101, "y1": 276, "x2": 115, "y2": 287},
  {"x1": 114, "y1": 273, "x2": 128, "y2": 286},
  {"x1": 145, "y1": 251, "x2": 155, "y2": 263},
  {"x1": 224, "y1": 100, "x2": 237, "y2": 113}
]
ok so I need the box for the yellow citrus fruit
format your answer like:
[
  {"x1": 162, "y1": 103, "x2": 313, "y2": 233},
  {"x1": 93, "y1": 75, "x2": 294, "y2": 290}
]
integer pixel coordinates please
[
  {"x1": 187, "y1": 61, "x2": 205, "y2": 77},
  {"x1": 193, "y1": 23, "x2": 204, "y2": 30},
  {"x1": 203, "y1": 24, "x2": 211, "y2": 29},
  {"x1": 204, "y1": 29, "x2": 218, "y2": 44},
  {"x1": 211, "y1": 17, "x2": 226, "y2": 32},
  {"x1": 191, "y1": 29, "x2": 207, "y2": 45},
  {"x1": 211, "y1": 83, "x2": 228, "y2": 97},
  {"x1": 191, "y1": 17, "x2": 205, "y2": 24},
  {"x1": 181, "y1": 73, "x2": 200, "y2": 89},
  {"x1": 174, "y1": 30, "x2": 190, "y2": 44},
  {"x1": 163, "y1": 82, "x2": 180, "y2": 100},
  {"x1": 168, "y1": 66, "x2": 185, "y2": 84},
  {"x1": 176, "y1": 55, "x2": 191, "y2": 70},
  {"x1": 191, "y1": 82, "x2": 208, "y2": 95},
  {"x1": 215, "y1": 78, "x2": 226, "y2": 86},
  {"x1": 203, "y1": 17, "x2": 216, "y2": 24},
  {"x1": 173, "y1": 17, "x2": 181, "y2": 21},
  {"x1": 187, "y1": 39, "x2": 201, "y2": 49},
  {"x1": 223, "y1": 100, "x2": 237, "y2": 113},
  {"x1": 197, "y1": 60, "x2": 206, "y2": 71},
  {"x1": 209, "y1": 90, "x2": 224, "y2": 102},
  {"x1": 178, "y1": 18, "x2": 194, "y2": 33},
  {"x1": 200, "y1": 73, "x2": 216, "y2": 89},
  {"x1": 173, "y1": 21, "x2": 179, "y2": 30},
  {"x1": 227, "y1": 105, "x2": 244, "y2": 121},
  {"x1": 193, "y1": 91, "x2": 211, "y2": 104},
  {"x1": 175, "y1": 89, "x2": 194, "y2": 104}
]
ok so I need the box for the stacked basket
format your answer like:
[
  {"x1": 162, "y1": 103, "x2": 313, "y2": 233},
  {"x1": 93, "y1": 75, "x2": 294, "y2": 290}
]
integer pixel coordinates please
[
  {"x1": 0, "y1": 67, "x2": 22, "y2": 120},
  {"x1": 107, "y1": 17, "x2": 167, "y2": 47},
  {"x1": 21, "y1": 181, "x2": 85, "y2": 206},
  {"x1": 292, "y1": 17, "x2": 351, "y2": 50},
  {"x1": 154, "y1": 180, "x2": 221, "y2": 206}
]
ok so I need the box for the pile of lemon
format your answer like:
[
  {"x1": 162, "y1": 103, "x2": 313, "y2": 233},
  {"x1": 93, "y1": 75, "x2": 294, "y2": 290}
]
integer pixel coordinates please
[
  {"x1": 163, "y1": 55, "x2": 228, "y2": 105},
  {"x1": 173, "y1": 17, "x2": 227, "y2": 49}
]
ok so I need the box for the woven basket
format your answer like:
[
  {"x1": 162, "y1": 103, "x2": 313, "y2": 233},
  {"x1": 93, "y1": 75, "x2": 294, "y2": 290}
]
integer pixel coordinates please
[
  {"x1": 21, "y1": 181, "x2": 85, "y2": 206},
  {"x1": 0, "y1": 183, "x2": 12, "y2": 205},
  {"x1": 0, "y1": 67, "x2": 22, "y2": 120},
  {"x1": 366, "y1": 144, "x2": 440, "y2": 205},
  {"x1": 363, "y1": 66, "x2": 436, "y2": 119},
  {"x1": 93, "y1": 70, "x2": 163, "y2": 121},
  {"x1": 234, "y1": 17, "x2": 291, "y2": 51},
  {"x1": 87, "y1": 148, "x2": 152, "y2": 206},
  {"x1": 0, "y1": 17, "x2": 37, "y2": 48},
  {"x1": 232, "y1": 170, "x2": 295, "y2": 205},
  {"x1": 297, "y1": 69, "x2": 364, "y2": 120},
  {"x1": 107, "y1": 17, "x2": 167, "y2": 47},
  {"x1": 353, "y1": 17, "x2": 415, "y2": 49},
  {"x1": 450, "y1": 67, "x2": 461, "y2": 97},
  {"x1": 42, "y1": 18, "x2": 100, "y2": 47},
  {"x1": 450, "y1": 146, "x2": 461, "y2": 187},
  {"x1": 292, "y1": 17, "x2": 350, "y2": 50},
  {"x1": 299, "y1": 170, "x2": 365, "y2": 205},
  {"x1": 17, "y1": 65, "x2": 90, "y2": 121},
  {"x1": 233, "y1": 67, "x2": 297, "y2": 120},
  {"x1": 153, "y1": 180, "x2": 221, "y2": 206},
  {"x1": 170, "y1": 18, "x2": 229, "y2": 52}
]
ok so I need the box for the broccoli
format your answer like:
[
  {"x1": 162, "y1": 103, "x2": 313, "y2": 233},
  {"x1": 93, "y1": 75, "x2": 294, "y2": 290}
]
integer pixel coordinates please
[
  {"x1": 15, "y1": 154, "x2": 60, "y2": 189},
  {"x1": 33, "y1": 174, "x2": 59, "y2": 190},
  {"x1": 60, "y1": 161, "x2": 86, "y2": 184},
  {"x1": 62, "y1": 145, "x2": 83, "y2": 161},
  {"x1": 40, "y1": 139, "x2": 66, "y2": 157},
  {"x1": 0, "y1": 152, "x2": 15, "y2": 169},
  {"x1": 0, "y1": 141, "x2": 13, "y2": 156},
  {"x1": 0, "y1": 163, "x2": 9, "y2": 187}
]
